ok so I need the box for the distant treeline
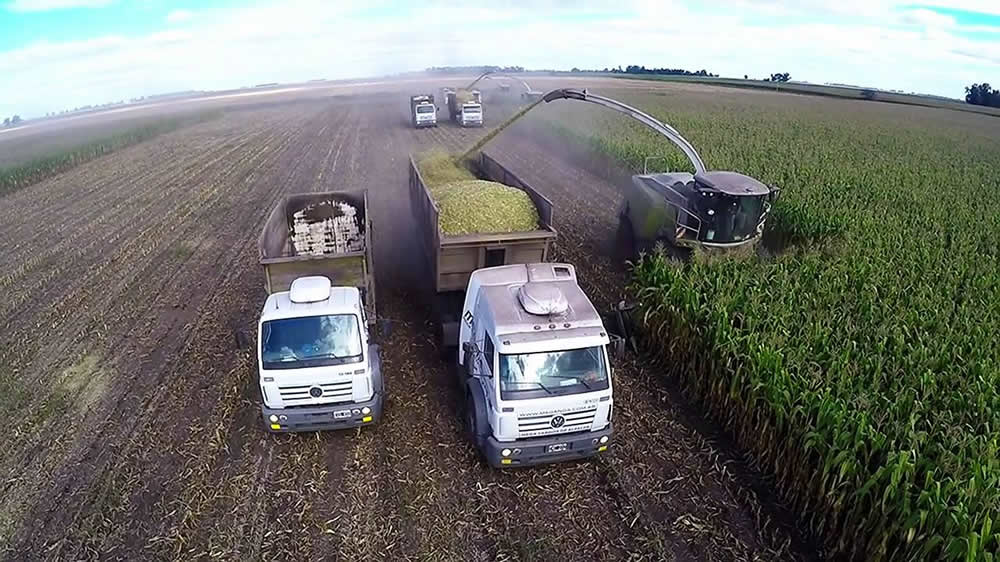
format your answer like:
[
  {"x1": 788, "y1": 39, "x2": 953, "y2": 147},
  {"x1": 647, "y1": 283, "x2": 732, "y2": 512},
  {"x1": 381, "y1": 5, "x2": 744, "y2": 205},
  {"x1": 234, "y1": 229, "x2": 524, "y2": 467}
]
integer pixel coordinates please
[{"x1": 571, "y1": 65, "x2": 718, "y2": 77}]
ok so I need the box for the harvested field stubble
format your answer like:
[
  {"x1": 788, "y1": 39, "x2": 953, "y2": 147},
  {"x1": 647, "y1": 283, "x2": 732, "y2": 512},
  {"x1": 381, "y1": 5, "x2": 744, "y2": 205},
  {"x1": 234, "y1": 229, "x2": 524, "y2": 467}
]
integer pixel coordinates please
[{"x1": 536, "y1": 91, "x2": 1000, "y2": 560}]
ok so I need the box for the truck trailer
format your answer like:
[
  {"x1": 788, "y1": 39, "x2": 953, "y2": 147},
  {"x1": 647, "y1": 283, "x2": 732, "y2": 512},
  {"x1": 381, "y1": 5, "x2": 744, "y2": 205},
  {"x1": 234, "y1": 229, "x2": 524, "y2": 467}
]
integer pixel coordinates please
[
  {"x1": 410, "y1": 152, "x2": 556, "y2": 347},
  {"x1": 256, "y1": 191, "x2": 383, "y2": 432}
]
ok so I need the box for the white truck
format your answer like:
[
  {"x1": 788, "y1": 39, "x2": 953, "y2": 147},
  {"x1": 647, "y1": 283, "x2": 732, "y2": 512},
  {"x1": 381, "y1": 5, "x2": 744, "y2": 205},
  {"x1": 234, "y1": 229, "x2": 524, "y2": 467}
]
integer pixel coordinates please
[
  {"x1": 410, "y1": 94, "x2": 437, "y2": 128},
  {"x1": 458, "y1": 263, "x2": 614, "y2": 467},
  {"x1": 446, "y1": 89, "x2": 484, "y2": 127},
  {"x1": 256, "y1": 191, "x2": 383, "y2": 432}
]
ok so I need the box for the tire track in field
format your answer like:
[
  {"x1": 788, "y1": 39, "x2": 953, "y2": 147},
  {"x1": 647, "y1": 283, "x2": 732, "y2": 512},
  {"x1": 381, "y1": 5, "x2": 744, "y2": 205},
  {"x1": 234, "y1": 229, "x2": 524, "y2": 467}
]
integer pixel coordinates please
[
  {"x1": 326, "y1": 99, "x2": 651, "y2": 562},
  {"x1": 0, "y1": 119, "x2": 281, "y2": 424},
  {"x1": 0, "y1": 113, "x2": 299, "y2": 559},
  {"x1": 0, "y1": 118, "x2": 244, "y2": 264},
  {"x1": 76, "y1": 109, "x2": 327, "y2": 560},
  {"x1": 0, "y1": 107, "x2": 316, "y2": 556},
  {"x1": 0, "y1": 120, "x2": 272, "y2": 337},
  {"x1": 0, "y1": 119, "x2": 282, "y2": 463},
  {"x1": 41, "y1": 103, "x2": 360, "y2": 561},
  {"x1": 165, "y1": 105, "x2": 364, "y2": 560},
  {"x1": 0, "y1": 119, "x2": 268, "y2": 296}
]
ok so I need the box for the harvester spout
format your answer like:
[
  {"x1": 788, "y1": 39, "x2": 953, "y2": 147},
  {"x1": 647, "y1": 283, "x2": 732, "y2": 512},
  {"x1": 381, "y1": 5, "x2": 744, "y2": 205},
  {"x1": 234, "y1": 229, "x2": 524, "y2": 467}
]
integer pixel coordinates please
[{"x1": 542, "y1": 88, "x2": 707, "y2": 174}]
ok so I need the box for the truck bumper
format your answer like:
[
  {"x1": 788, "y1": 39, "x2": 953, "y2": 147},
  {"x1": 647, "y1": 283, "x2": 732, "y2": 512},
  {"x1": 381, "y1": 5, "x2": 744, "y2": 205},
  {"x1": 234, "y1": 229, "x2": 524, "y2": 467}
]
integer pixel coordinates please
[
  {"x1": 262, "y1": 391, "x2": 383, "y2": 433},
  {"x1": 484, "y1": 424, "x2": 613, "y2": 468},
  {"x1": 415, "y1": 121, "x2": 436, "y2": 128}
]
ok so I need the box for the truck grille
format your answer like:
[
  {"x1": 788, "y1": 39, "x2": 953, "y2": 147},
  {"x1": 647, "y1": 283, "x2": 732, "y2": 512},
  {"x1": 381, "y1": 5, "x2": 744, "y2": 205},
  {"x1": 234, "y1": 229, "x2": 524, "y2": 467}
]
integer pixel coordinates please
[
  {"x1": 517, "y1": 407, "x2": 597, "y2": 437},
  {"x1": 278, "y1": 380, "x2": 353, "y2": 404}
]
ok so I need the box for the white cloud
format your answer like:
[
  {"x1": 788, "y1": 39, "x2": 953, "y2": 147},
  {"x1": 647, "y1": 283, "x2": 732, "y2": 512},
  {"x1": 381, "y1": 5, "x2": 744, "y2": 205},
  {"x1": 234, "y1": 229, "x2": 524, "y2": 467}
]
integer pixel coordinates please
[
  {"x1": 899, "y1": 8, "x2": 957, "y2": 29},
  {"x1": 6, "y1": 0, "x2": 111, "y2": 12},
  {"x1": 1, "y1": 0, "x2": 997, "y2": 117},
  {"x1": 166, "y1": 9, "x2": 193, "y2": 24}
]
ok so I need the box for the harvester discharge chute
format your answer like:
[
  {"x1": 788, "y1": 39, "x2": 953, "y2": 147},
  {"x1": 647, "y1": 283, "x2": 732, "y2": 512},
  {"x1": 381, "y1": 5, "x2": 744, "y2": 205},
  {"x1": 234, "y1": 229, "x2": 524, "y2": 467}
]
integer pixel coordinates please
[{"x1": 541, "y1": 88, "x2": 780, "y2": 252}]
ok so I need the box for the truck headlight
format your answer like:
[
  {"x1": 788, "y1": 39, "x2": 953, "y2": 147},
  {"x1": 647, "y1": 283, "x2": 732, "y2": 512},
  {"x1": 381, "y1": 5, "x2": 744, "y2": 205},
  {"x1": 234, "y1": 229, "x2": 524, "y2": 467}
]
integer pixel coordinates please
[
  {"x1": 501, "y1": 448, "x2": 512, "y2": 457},
  {"x1": 600, "y1": 435, "x2": 609, "y2": 444},
  {"x1": 269, "y1": 415, "x2": 278, "y2": 423},
  {"x1": 361, "y1": 406, "x2": 371, "y2": 415}
]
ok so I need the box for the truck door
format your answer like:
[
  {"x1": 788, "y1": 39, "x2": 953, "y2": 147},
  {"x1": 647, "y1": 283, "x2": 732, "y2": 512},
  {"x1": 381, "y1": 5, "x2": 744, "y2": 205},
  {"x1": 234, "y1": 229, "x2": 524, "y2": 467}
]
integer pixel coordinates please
[
  {"x1": 478, "y1": 331, "x2": 496, "y2": 411},
  {"x1": 473, "y1": 300, "x2": 496, "y2": 407}
]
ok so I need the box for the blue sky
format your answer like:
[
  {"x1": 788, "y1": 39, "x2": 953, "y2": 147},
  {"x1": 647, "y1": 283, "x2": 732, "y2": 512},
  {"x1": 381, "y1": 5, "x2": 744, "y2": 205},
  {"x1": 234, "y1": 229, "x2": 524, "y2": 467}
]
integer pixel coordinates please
[{"x1": 0, "y1": 0, "x2": 998, "y2": 117}]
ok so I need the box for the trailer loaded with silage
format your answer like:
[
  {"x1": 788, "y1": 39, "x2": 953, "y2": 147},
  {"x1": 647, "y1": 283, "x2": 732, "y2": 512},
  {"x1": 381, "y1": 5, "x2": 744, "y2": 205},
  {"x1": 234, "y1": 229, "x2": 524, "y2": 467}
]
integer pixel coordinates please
[
  {"x1": 258, "y1": 190, "x2": 376, "y2": 324},
  {"x1": 410, "y1": 150, "x2": 556, "y2": 347}
]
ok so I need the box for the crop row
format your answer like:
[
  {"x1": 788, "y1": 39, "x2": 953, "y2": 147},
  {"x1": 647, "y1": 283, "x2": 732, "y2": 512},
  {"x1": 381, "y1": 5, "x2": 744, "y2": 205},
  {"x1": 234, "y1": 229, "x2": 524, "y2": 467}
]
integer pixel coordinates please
[
  {"x1": 537, "y1": 95, "x2": 1000, "y2": 560},
  {"x1": 0, "y1": 111, "x2": 221, "y2": 197}
]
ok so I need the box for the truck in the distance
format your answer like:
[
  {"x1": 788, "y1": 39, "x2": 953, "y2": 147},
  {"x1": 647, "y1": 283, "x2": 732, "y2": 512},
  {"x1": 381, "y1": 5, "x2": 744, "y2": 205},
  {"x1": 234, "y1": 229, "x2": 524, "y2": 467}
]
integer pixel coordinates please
[
  {"x1": 445, "y1": 89, "x2": 483, "y2": 127},
  {"x1": 410, "y1": 153, "x2": 615, "y2": 466},
  {"x1": 410, "y1": 94, "x2": 437, "y2": 128},
  {"x1": 256, "y1": 191, "x2": 383, "y2": 432}
]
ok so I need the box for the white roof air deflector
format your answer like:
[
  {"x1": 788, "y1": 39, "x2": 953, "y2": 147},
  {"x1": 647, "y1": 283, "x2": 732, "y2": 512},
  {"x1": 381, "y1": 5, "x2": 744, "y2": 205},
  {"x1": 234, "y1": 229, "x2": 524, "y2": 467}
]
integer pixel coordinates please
[
  {"x1": 518, "y1": 282, "x2": 569, "y2": 316},
  {"x1": 289, "y1": 276, "x2": 332, "y2": 303}
]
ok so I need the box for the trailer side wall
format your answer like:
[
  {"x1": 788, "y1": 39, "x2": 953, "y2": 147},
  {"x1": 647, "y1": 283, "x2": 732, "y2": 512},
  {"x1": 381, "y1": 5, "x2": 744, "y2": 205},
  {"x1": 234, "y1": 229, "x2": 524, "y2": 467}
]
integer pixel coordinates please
[{"x1": 409, "y1": 153, "x2": 557, "y2": 294}]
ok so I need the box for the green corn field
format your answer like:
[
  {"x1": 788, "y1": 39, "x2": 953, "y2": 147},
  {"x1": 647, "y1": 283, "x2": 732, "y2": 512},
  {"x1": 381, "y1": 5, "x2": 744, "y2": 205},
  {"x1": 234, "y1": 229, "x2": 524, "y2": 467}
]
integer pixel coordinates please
[{"x1": 538, "y1": 93, "x2": 1000, "y2": 560}]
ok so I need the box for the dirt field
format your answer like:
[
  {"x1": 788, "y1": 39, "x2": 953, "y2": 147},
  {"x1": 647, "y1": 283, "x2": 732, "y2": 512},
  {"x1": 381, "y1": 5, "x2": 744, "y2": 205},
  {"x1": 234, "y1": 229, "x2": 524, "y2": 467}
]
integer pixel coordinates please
[{"x1": 0, "y1": 80, "x2": 819, "y2": 561}]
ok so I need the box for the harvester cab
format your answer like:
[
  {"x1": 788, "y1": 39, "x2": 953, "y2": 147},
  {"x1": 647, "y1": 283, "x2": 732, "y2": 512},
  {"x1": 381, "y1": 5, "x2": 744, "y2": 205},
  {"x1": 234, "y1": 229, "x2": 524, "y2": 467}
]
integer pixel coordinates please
[
  {"x1": 627, "y1": 170, "x2": 779, "y2": 250},
  {"x1": 541, "y1": 88, "x2": 781, "y2": 252}
]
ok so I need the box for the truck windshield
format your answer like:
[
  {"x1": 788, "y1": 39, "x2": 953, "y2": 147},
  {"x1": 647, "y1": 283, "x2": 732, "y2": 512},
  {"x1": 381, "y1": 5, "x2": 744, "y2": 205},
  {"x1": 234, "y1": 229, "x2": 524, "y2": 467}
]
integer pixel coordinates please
[
  {"x1": 416, "y1": 105, "x2": 434, "y2": 114},
  {"x1": 498, "y1": 346, "x2": 609, "y2": 400},
  {"x1": 261, "y1": 314, "x2": 363, "y2": 369},
  {"x1": 463, "y1": 106, "x2": 481, "y2": 114}
]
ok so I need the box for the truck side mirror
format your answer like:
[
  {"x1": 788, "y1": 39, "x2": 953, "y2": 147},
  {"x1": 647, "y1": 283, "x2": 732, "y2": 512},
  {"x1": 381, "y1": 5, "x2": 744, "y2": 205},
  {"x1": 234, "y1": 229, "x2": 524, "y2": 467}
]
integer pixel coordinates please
[{"x1": 462, "y1": 342, "x2": 482, "y2": 378}]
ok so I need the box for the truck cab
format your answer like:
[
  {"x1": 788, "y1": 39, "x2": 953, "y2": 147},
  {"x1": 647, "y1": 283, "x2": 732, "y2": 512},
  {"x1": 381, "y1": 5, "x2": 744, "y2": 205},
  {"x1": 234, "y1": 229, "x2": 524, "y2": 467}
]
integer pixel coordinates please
[
  {"x1": 414, "y1": 102, "x2": 437, "y2": 127},
  {"x1": 258, "y1": 276, "x2": 383, "y2": 432},
  {"x1": 459, "y1": 102, "x2": 483, "y2": 127},
  {"x1": 458, "y1": 263, "x2": 613, "y2": 467},
  {"x1": 410, "y1": 94, "x2": 437, "y2": 128},
  {"x1": 445, "y1": 89, "x2": 484, "y2": 127}
]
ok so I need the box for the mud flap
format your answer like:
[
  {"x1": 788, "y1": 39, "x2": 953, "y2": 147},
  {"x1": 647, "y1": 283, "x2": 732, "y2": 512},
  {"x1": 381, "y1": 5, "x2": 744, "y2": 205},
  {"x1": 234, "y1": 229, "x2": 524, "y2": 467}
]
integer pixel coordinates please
[{"x1": 439, "y1": 319, "x2": 460, "y2": 360}]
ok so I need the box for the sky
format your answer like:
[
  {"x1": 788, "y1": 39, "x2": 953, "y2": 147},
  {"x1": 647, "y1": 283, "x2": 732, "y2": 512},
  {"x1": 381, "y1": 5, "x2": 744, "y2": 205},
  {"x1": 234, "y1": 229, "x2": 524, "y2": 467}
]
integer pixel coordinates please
[{"x1": 0, "y1": 0, "x2": 998, "y2": 118}]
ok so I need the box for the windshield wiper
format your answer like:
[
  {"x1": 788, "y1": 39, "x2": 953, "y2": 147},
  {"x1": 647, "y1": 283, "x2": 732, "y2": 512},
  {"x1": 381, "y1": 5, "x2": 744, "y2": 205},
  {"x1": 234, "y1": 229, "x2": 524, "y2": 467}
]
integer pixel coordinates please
[
  {"x1": 310, "y1": 350, "x2": 343, "y2": 359},
  {"x1": 514, "y1": 381, "x2": 553, "y2": 395},
  {"x1": 549, "y1": 374, "x2": 594, "y2": 390}
]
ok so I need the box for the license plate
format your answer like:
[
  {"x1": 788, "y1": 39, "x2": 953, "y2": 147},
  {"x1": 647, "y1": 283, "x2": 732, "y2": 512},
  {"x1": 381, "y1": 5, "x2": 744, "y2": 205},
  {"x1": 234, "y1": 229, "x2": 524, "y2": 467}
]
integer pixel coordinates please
[
  {"x1": 547, "y1": 443, "x2": 569, "y2": 453},
  {"x1": 334, "y1": 411, "x2": 351, "y2": 419}
]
